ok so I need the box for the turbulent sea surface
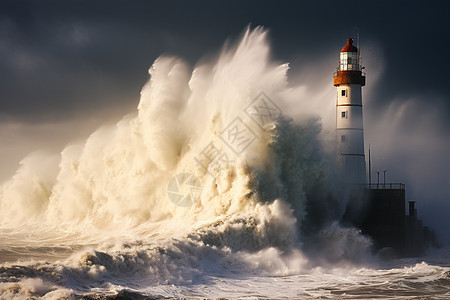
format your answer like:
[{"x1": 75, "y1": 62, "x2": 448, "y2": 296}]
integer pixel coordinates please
[{"x1": 1, "y1": 28, "x2": 449, "y2": 299}]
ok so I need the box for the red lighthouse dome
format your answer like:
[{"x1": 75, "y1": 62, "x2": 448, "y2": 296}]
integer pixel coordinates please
[{"x1": 341, "y1": 38, "x2": 358, "y2": 52}]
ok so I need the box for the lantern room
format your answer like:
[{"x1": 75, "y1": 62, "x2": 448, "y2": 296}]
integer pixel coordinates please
[{"x1": 339, "y1": 38, "x2": 361, "y2": 71}]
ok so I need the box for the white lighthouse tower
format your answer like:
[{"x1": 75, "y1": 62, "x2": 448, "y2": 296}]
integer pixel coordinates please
[{"x1": 334, "y1": 38, "x2": 366, "y2": 185}]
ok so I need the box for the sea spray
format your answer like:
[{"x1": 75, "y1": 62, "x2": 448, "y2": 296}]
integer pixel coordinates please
[
  {"x1": 0, "y1": 27, "x2": 374, "y2": 298},
  {"x1": 0, "y1": 27, "x2": 302, "y2": 229},
  {"x1": 0, "y1": 151, "x2": 59, "y2": 224}
]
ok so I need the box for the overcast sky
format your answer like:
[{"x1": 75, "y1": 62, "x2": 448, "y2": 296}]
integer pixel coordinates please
[
  {"x1": 1, "y1": 0, "x2": 449, "y2": 122},
  {"x1": 1, "y1": 0, "x2": 449, "y2": 238}
]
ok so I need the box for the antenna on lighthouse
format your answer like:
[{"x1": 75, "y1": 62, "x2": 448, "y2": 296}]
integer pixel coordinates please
[
  {"x1": 356, "y1": 25, "x2": 360, "y2": 69},
  {"x1": 356, "y1": 25, "x2": 360, "y2": 50}
]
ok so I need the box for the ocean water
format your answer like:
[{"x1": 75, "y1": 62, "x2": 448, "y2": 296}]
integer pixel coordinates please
[
  {"x1": 1, "y1": 226, "x2": 449, "y2": 299},
  {"x1": 1, "y1": 27, "x2": 449, "y2": 299}
]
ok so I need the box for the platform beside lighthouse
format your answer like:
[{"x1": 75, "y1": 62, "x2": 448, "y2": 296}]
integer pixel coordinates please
[
  {"x1": 343, "y1": 183, "x2": 435, "y2": 257},
  {"x1": 360, "y1": 185, "x2": 407, "y2": 256}
]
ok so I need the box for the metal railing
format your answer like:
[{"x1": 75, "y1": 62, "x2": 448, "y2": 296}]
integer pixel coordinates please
[
  {"x1": 333, "y1": 68, "x2": 366, "y2": 77},
  {"x1": 366, "y1": 183, "x2": 405, "y2": 190}
]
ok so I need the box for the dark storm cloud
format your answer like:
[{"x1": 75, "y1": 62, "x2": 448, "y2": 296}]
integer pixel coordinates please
[{"x1": 0, "y1": 0, "x2": 448, "y2": 123}]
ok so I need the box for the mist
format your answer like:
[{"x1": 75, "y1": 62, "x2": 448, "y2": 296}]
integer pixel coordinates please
[{"x1": 365, "y1": 97, "x2": 450, "y2": 242}]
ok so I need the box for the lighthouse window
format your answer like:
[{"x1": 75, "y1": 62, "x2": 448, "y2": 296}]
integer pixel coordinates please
[
  {"x1": 341, "y1": 135, "x2": 346, "y2": 142},
  {"x1": 341, "y1": 111, "x2": 347, "y2": 118},
  {"x1": 341, "y1": 89, "x2": 347, "y2": 97}
]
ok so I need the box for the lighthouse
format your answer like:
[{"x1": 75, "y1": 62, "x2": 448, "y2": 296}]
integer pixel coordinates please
[{"x1": 334, "y1": 38, "x2": 366, "y2": 185}]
